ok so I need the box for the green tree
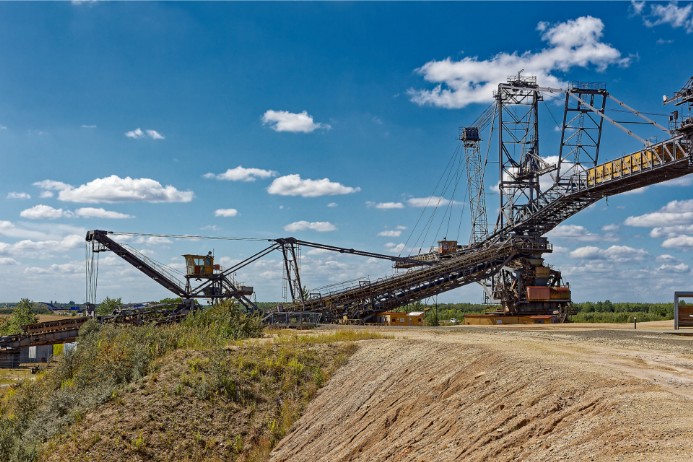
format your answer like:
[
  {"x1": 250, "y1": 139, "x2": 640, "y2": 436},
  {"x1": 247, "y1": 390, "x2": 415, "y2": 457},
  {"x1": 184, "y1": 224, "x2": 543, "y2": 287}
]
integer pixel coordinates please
[
  {"x1": 0, "y1": 298, "x2": 38, "y2": 335},
  {"x1": 96, "y1": 297, "x2": 122, "y2": 316}
]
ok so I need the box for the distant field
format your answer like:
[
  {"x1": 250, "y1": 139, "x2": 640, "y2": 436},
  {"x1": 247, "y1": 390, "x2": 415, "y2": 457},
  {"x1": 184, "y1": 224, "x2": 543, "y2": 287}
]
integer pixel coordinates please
[{"x1": 0, "y1": 314, "x2": 76, "y2": 324}]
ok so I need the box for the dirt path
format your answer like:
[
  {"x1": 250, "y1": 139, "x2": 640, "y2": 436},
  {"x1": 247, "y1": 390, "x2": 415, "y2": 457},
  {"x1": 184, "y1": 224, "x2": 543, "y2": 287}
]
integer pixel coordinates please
[{"x1": 270, "y1": 326, "x2": 693, "y2": 461}]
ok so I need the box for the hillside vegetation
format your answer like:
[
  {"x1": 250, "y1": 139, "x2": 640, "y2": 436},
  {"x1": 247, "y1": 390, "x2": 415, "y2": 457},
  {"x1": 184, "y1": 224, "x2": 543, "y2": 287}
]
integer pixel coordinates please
[{"x1": 0, "y1": 303, "x2": 384, "y2": 461}]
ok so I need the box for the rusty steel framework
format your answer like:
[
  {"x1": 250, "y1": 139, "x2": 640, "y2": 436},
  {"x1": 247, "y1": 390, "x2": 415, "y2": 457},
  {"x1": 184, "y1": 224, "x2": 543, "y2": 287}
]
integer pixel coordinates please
[
  {"x1": 280, "y1": 74, "x2": 693, "y2": 322},
  {"x1": 81, "y1": 75, "x2": 693, "y2": 324}
]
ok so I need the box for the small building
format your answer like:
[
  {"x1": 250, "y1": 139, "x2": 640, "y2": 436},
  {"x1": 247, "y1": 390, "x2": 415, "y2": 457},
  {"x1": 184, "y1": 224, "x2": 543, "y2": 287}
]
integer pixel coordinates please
[
  {"x1": 20, "y1": 345, "x2": 53, "y2": 364},
  {"x1": 376, "y1": 311, "x2": 426, "y2": 326}
]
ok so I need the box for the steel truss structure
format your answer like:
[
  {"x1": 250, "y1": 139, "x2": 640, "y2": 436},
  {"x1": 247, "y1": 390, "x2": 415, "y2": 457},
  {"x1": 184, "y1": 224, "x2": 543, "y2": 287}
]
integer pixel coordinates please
[{"x1": 83, "y1": 75, "x2": 693, "y2": 323}]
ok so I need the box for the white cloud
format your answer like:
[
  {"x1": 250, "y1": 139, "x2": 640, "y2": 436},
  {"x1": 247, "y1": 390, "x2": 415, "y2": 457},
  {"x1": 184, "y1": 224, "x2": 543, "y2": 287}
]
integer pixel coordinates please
[
  {"x1": 549, "y1": 224, "x2": 618, "y2": 242},
  {"x1": 0, "y1": 221, "x2": 85, "y2": 242},
  {"x1": 283, "y1": 221, "x2": 336, "y2": 232},
  {"x1": 81, "y1": 124, "x2": 96, "y2": 129},
  {"x1": 133, "y1": 236, "x2": 172, "y2": 246},
  {"x1": 657, "y1": 262, "x2": 690, "y2": 273},
  {"x1": 662, "y1": 235, "x2": 693, "y2": 248},
  {"x1": 0, "y1": 234, "x2": 83, "y2": 258},
  {"x1": 650, "y1": 224, "x2": 693, "y2": 239},
  {"x1": 40, "y1": 191, "x2": 54, "y2": 199},
  {"x1": 261, "y1": 110, "x2": 330, "y2": 133},
  {"x1": 378, "y1": 230, "x2": 402, "y2": 237},
  {"x1": 635, "y1": 1, "x2": 693, "y2": 33},
  {"x1": 204, "y1": 166, "x2": 277, "y2": 182},
  {"x1": 19, "y1": 204, "x2": 132, "y2": 219},
  {"x1": 125, "y1": 128, "x2": 144, "y2": 139},
  {"x1": 268, "y1": 174, "x2": 360, "y2": 198},
  {"x1": 327, "y1": 202, "x2": 338, "y2": 208},
  {"x1": 35, "y1": 175, "x2": 193, "y2": 203},
  {"x1": 33, "y1": 180, "x2": 71, "y2": 191},
  {"x1": 125, "y1": 127, "x2": 165, "y2": 140},
  {"x1": 657, "y1": 254, "x2": 678, "y2": 262},
  {"x1": 625, "y1": 200, "x2": 693, "y2": 227},
  {"x1": 25, "y1": 261, "x2": 84, "y2": 275},
  {"x1": 631, "y1": 1, "x2": 646, "y2": 16},
  {"x1": 384, "y1": 242, "x2": 406, "y2": 253},
  {"x1": 146, "y1": 129, "x2": 165, "y2": 140},
  {"x1": 20, "y1": 205, "x2": 66, "y2": 219},
  {"x1": 215, "y1": 208, "x2": 239, "y2": 218},
  {"x1": 569, "y1": 245, "x2": 647, "y2": 262},
  {"x1": 74, "y1": 207, "x2": 132, "y2": 219},
  {"x1": 0, "y1": 257, "x2": 18, "y2": 265},
  {"x1": 406, "y1": 196, "x2": 461, "y2": 208},
  {"x1": 368, "y1": 201, "x2": 405, "y2": 209},
  {"x1": 7, "y1": 192, "x2": 30, "y2": 200},
  {"x1": 409, "y1": 16, "x2": 629, "y2": 108}
]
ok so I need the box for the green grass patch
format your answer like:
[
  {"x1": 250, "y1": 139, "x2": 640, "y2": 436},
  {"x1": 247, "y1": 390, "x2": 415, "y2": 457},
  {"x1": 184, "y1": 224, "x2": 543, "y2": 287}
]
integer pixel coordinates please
[{"x1": 0, "y1": 305, "x2": 383, "y2": 461}]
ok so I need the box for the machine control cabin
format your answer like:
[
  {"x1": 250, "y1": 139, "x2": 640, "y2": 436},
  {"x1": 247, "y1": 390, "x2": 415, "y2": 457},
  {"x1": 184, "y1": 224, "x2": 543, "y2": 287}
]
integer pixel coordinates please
[{"x1": 183, "y1": 253, "x2": 220, "y2": 279}]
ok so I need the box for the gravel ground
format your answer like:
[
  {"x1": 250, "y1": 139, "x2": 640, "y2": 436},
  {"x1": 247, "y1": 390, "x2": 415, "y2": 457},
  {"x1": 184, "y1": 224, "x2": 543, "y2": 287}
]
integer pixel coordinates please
[{"x1": 270, "y1": 324, "x2": 693, "y2": 461}]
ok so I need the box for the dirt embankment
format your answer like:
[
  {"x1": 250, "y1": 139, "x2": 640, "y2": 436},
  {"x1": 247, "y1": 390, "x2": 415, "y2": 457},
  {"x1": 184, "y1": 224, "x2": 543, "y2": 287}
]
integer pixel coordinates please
[{"x1": 271, "y1": 327, "x2": 693, "y2": 461}]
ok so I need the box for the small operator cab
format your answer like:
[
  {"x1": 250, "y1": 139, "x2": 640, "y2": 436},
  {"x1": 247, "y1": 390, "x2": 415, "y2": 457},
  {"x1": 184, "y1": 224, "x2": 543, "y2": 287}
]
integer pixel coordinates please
[
  {"x1": 183, "y1": 252, "x2": 220, "y2": 278},
  {"x1": 438, "y1": 239, "x2": 458, "y2": 256}
]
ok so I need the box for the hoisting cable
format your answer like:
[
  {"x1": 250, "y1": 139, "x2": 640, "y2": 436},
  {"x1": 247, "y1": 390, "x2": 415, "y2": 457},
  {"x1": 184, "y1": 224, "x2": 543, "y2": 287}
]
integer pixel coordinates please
[{"x1": 401, "y1": 143, "x2": 461, "y2": 256}]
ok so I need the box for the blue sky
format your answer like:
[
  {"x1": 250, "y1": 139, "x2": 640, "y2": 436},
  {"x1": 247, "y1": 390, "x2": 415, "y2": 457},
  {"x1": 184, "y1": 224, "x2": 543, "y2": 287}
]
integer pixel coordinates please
[{"x1": 1, "y1": 1, "x2": 693, "y2": 305}]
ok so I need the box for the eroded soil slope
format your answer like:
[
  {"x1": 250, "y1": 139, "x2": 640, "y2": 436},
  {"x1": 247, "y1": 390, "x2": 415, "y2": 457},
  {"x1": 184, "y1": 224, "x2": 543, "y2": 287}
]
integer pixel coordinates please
[{"x1": 271, "y1": 327, "x2": 693, "y2": 461}]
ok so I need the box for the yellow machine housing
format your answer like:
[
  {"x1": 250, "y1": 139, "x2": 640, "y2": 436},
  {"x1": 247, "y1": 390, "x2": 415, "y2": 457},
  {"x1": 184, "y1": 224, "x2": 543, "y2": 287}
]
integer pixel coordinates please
[{"x1": 183, "y1": 253, "x2": 220, "y2": 278}]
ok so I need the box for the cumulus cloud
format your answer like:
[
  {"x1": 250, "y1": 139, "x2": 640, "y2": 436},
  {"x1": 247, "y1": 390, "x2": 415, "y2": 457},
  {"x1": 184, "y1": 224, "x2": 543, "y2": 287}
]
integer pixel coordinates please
[
  {"x1": 378, "y1": 230, "x2": 402, "y2": 237},
  {"x1": 626, "y1": 199, "x2": 693, "y2": 227},
  {"x1": 268, "y1": 174, "x2": 360, "y2": 198},
  {"x1": 633, "y1": 1, "x2": 693, "y2": 33},
  {"x1": 662, "y1": 235, "x2": 693, "y2": 248},
  {"x1": 20, "y1": 204, "x2": 132, "y2": 219},
  {"x1": 74, "y1": 207, "x2": 132, "y2": 219},
  {"x1": 409, "y1": 16, "x2": 629, "y2": 108},
  {"x1": 406, "y1": 196, "x2": 462, "y2": 208},
  {"x1": 657, "y1": 262, "x2": 690, "y2": 273},
  {"x1": 327, "y1": 202, "x2": 338, "y2": 208},
  {"x1": 34, "y1": 175, "x2": 193, "y2": 203},
  {"x1": 204, "y1": 166, "x2": 277, "y2": 182},
  {"x1": 625, "y1": 199, "x2": 693, "y2": 248},
  {"x1": 215, "y1": 208, "x2": 239, "y2": 218},
  {"x1": 0, "y1": 221, "x2": 85, "y2": 242},
  {"x1": 367, "y1": 201, "x2": 405, "y2": 209},
  {"x1": 261, "y1": 110, "x2": 330, "y2": 133},
  {"x1": 569, "y1": 245, "x2": 647, "y2": 262},
  {"x1": 34, "y1": 180, "x2": 71, "y2": 191},
  {"x1": 7, "y1": 192, "x2": 30, "y2": 200},
  {"x1": 0, "y1": 234, "x2": 83, "y2": 258},
  {"x1": 283, "y1": 221, "x2": 337, "y2": 232},
  {"x1": 20, "y1": 205, "x2": 66, "y2": 219},
  {"x1": 125, "y1": 128, "x2": 165, "y2": 140},
  {"x1": 384, "y1": 242, "x2": 406, "y2": 253},
  {"x1": 548, "y1": 224, "x2": 602, "y2": 242}
]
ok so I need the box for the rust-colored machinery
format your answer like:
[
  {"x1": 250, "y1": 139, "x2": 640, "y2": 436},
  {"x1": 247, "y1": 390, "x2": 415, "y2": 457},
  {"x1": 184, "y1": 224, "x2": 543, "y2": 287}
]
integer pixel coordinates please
[{"x1": 81, "y1": 76, "x2": 693, "y2": 324}]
